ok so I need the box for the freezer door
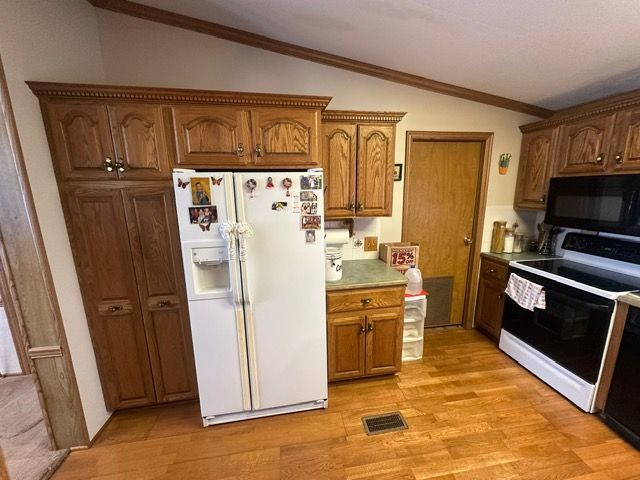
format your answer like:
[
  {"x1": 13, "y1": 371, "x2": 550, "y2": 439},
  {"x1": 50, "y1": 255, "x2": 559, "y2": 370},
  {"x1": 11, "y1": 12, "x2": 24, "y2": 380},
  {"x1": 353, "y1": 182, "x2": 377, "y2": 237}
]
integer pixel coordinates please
[
  {"x1": 173, "y1": 171, "x2": 252, "y2": 419},
  {"x1": 234, "y1": 172, "x2": 328, "y2": 410}
]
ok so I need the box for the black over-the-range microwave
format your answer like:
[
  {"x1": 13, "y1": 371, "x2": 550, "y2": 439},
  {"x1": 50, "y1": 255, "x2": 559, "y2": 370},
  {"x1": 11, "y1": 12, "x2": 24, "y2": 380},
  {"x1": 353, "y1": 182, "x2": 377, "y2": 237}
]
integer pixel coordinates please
[{"x1": 545, "y1": 174, "x2": 640, "y2": 237}]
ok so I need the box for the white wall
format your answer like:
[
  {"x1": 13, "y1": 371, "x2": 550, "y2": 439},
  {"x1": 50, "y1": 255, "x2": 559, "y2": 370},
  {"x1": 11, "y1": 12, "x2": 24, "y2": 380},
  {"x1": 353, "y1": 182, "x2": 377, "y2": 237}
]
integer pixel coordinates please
[
  {"x1": 94, "y1": 11, "x2": 540, "y2": 251},
  {"x1": 0, "y1": 0, "x2": 109, "y2": 439},
  {"x1": 0, "y1": 307, "x2": 20, "y2": 375}
]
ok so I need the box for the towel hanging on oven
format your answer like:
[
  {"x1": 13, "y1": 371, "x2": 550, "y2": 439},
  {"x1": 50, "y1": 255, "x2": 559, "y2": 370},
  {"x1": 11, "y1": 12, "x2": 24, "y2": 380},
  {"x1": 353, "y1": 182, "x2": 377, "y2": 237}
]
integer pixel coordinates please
[{"x1": 505, "y1": 273, "x2": 546, "y2": 311}]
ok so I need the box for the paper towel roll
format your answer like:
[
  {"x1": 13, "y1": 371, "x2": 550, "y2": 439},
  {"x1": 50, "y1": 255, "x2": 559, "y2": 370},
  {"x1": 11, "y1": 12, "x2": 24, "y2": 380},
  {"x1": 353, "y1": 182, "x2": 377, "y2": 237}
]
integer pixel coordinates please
[{"x1": 325, "y1": 228, "x2": 350, "y2": 245}]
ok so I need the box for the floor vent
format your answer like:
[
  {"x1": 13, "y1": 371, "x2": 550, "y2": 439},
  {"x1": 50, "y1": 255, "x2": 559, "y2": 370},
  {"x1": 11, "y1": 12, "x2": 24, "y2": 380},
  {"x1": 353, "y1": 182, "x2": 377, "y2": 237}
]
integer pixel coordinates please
[{"x1": 362, "y1": 412, "x2": 408, "y2": 435}]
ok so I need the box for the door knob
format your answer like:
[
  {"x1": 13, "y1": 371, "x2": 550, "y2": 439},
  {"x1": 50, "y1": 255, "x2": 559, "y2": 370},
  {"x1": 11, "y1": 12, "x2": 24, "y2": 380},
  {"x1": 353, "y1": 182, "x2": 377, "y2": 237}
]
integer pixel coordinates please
[
  {"x1": 367, "y1": 323, "x2": 374, "y2": 332},
  {"x1": 236, "y1": 143, "x2": 245, "y2": 157},
  {"x1": 108, "y1": 305, "x2": 122, "y2": 312},
  {"x1": 254, "y1": 144, "x2": 263, "y2": 157},
  {"x1": 359, "y1": 325, "x2": 366, "y2": 334},
  {"x1": 115, "y1": 158, "x2": 125, "y2": 172},
  {"x1": 157, "y1": 300, "x2": 170, "y2": 308},
  {"x1": 615, "y1": 153, "x2": 624, "y2": 164},
  {"x1": 464, "y1": 236, "x2": 473, "y2": 245},
  {"x1": 103, "y1": 157, "x2": 114, "y2": 172}
]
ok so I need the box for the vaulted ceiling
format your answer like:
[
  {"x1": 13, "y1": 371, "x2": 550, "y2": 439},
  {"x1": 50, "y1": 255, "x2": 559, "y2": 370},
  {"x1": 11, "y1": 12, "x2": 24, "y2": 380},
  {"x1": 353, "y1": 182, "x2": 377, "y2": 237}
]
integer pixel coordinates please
[{"x1": 97, "y1": 0, "x2": 640, "y2": 114}]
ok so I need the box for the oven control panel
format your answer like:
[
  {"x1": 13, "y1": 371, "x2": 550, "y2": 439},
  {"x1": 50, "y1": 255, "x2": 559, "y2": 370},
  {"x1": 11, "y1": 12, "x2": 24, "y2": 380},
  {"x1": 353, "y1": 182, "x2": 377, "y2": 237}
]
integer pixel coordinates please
[{"x1": 562, "y1": 233, "x2": 640, "y2": 264}]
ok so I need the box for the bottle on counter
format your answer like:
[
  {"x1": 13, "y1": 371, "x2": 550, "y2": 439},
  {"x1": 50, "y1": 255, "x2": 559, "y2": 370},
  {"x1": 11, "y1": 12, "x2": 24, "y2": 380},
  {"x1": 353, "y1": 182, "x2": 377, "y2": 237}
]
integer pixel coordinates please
[
  {"x1": 513, "y1": 233, "x2": 526, "y2": 253},
  {"x1": 491, "y1": 221, "x2": 507, "y2": 253}
]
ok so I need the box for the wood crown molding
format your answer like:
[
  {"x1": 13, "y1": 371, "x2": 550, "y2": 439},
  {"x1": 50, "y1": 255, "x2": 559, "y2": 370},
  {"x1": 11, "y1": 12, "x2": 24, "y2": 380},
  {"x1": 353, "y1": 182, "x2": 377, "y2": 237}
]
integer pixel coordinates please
[
  {"x1": 87, "y1": 0, "x2": 553, "y2": 119},
  {"x1": 322, "y1": 110, "x2": 406, "y2": 124},
  {"x1": 27, "y1": 81, "x2": 332, "y2": 109},
  {"x1": 520, "y1": 87, "x2": 640, "y2": 133}
]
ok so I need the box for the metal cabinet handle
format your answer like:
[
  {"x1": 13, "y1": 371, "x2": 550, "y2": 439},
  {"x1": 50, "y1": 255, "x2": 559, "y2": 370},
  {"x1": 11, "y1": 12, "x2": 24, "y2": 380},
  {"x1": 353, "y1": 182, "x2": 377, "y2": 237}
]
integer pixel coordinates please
[
  {"x1": 236, "y1": 143, "x2": 245, "y2": 157},
  {"x1": 615, "y1": 153, "x2": 624, "y2": 164},
  {"x1": 254, "y1": 144, "x2": 263, "y2": 157},
  {"x1": 103, "y1": 157, "x2": 114, "y2": 172},
  {"x1": 108, "y1": 305, "x2": 122, "y2": 312},
  {"x1": 498, "y1": 293, "x2": 504, "y2": 300},
  {"x1": 367, "y1": 323, "x2": 374, "y2": 332},
  {"x1": 157, "y1": 300, "x2": 171, "y2": 308},
  {"x1": 357, "y1": 202, "x2": 363, "y2": 211},
  {"x1": 361, "y1": 298, "x2": 372, "y2": 306},
  {"x1": 115, "y1": 158, "x2": 125, "y2": 172},
  {"x1": 596, "y1": 154, "x2": 605, "y2": 164},
  {"x1": 489, "y1": 268, "x2": 497, "y2": 273},
  {"x1": 539, "y1": 194, "x2": 546, "y2": 203},
  {"x1": 360, "y1": 325, "x2": 366, "y2": 334},
  {"x1": 348, "y1": 201, "x2": 355, "y2": 211},
  {"x1": 464, "y1": 236, "x2": 473, "y2": 245}
]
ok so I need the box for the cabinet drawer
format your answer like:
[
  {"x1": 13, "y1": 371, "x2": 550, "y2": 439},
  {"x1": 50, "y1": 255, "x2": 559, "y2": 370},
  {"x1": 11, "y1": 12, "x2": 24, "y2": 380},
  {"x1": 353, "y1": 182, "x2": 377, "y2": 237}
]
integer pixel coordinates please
[
  {"x1": 327, "y1": 286, "x2": 404, "y2": 313},
  {"x1": 480, "y1": 258, "x2": 508, "y2": 284}
]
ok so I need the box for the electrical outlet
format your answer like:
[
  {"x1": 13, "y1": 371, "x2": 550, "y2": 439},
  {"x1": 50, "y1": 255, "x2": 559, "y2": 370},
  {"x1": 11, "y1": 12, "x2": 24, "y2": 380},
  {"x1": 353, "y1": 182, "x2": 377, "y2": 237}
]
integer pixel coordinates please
[{"x1": 364, "y1": 236, "x2": 378, "y2": 252}]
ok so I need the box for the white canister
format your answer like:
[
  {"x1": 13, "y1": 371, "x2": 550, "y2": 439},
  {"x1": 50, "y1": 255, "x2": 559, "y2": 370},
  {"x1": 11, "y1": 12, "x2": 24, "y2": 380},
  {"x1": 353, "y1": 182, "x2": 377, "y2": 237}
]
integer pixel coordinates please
[{"x1": 325, "y1": 247, "x2": 343, "y2": 282}]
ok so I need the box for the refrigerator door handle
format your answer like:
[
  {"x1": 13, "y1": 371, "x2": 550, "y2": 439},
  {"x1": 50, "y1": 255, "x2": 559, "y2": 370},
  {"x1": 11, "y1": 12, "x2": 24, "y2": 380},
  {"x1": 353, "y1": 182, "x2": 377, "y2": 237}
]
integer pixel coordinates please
[
  {"x1": 220, "y1": 187, "x2": 253, "y2": 412},
  {"x1": 233, "y1": 174, "x2": 261, "y2": 409}
]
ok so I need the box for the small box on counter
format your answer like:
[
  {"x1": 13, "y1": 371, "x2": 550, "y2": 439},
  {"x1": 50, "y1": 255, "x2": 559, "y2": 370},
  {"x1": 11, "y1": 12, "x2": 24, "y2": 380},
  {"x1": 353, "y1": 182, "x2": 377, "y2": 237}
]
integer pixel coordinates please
[{"x1": 379, "y1": 242, "x2": 419, "y2": 271}]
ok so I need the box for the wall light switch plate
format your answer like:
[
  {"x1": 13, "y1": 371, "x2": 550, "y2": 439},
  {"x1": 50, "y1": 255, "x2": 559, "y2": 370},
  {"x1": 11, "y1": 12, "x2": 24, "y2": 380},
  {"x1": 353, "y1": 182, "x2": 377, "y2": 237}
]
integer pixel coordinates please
[{"x1": 364, "y1": 236, "x2": 378, "y2": 252}]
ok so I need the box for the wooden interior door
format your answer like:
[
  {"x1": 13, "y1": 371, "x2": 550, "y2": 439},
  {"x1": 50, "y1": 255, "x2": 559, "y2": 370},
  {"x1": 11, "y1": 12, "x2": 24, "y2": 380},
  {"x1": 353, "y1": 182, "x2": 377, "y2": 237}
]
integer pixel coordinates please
[
  {"x1": 364, "y1": 308, "x2": 403, "y2": 376},
  {"x1": 45, "y1": 102, "x2": 116, "y2": 181},
  {"x1": 170, "y1": 106, "x2": 252, "y2": 167},
  {"x1": 122, "y1": 185, "x2": 198, "y2": 403},
  {"x1": 108, "y1": 104, "x2": 171, "y2": 180},
  {"x1": 322, "y1": 123, "x2": 357, "y2": 218},
  {"x1": 327, "y1": 313, "x2": 365, "y2": 381},
  {"x1": 356, "y1": 125, "x2": 394, "y2": 216},
  {"x1": 251, "y1": 108, "x2": 319, "y2": 167},
  {"x1": 62, "y1": 186, "x2": 156, "y2": 410},
  {"x1": 403, "y1": 140, "x2": 483, "y2": 327}
]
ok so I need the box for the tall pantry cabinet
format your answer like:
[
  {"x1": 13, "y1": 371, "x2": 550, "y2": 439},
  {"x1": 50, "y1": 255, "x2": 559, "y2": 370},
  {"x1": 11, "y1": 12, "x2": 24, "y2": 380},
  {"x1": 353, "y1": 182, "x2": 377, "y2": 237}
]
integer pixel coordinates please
[{"x1": 37, "y1": 98, "x2": 197, "y2": 410}]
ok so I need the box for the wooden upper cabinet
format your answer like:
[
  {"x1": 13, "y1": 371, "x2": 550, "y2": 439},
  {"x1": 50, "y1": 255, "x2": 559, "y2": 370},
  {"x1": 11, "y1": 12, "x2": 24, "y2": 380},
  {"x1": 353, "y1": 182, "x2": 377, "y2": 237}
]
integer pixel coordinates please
[
  {"x1": 611, "y1": 107, "x2": 640, "y2": 173},
  {"x1": 321, "y1": 111, "x2": 405, "y2": 219},
  {"x1": 365, "y1": 308, "x2": 403, "y2": 376},
  {"x1": 555, "y1": 113, "x2": 616, "y2": 175},
  {"x1": 122, "y1": 185, "x2": 198, "y2": 403},
  {"x1": 108, "y1": 105, "x2": 171, "y2": 180},
  {"x1": 62, "y1": 186, "x2": 156, "y2": 410},
  {"x1": 514, "y1": 127, "x2": 557, "y2": 210},
  {"x1": 171, "y1": 105, "x2": 252, "y2": 168},
  {"x1": 46, "y1": 102, "x2": 115, "y2": 181},
  {"x1": 322, "y1": 123, "x2": 357, "y2": 218},
  {"x1": 357, "y1": 125, "x2": 394, "y2": 216},
  {"x1": 252, "y1": 108, "x2": 320, "y2": 167}
]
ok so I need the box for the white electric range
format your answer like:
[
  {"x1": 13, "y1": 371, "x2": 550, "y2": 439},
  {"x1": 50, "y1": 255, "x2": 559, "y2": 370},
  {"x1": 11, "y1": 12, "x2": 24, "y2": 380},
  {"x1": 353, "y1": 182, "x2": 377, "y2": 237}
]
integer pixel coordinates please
[{"x1": 499, "y1": 232, "x2": 640, "y2": 412}]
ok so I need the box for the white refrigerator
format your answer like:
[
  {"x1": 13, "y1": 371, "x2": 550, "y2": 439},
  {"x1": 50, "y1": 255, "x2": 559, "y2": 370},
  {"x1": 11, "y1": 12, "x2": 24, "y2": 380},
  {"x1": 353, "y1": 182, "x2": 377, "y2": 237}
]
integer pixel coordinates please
[{"x1": 173, "y1": 170, "x2": 328, "y2": 426}]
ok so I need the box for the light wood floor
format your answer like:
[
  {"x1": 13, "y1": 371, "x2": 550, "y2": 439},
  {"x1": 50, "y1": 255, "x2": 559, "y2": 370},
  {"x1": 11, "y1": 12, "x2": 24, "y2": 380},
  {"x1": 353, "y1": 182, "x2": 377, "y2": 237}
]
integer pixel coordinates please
[{"x1": 54, "y1": 328, "x2": 640, "y2": 479}]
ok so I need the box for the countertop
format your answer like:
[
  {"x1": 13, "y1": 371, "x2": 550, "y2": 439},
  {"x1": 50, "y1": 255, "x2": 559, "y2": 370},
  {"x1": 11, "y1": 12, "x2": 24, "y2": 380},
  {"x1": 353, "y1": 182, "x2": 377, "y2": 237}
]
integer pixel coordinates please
[
  {"x1": 620, "y1": 292, "x2": 640, "y2": 308},
  {"x1": 481, "y1": 251, "x2": 560, "y2": 264},
  {"x1": 325, "y1": 259, "x2": 408, "y2": 291}
]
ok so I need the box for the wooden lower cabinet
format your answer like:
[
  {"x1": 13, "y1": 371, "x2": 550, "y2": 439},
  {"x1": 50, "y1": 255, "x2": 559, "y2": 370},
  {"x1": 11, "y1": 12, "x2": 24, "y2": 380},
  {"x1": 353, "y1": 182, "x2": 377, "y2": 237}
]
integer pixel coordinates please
[
  {"x1": 474, "y1": 257, "x2": 509, "y2": 343},
  {"x1": 62, "y1": 183, "x2": 197, "y2": 410},
  {"x1": 326, "y1": 286, "x2": 404, "y2": 382}
]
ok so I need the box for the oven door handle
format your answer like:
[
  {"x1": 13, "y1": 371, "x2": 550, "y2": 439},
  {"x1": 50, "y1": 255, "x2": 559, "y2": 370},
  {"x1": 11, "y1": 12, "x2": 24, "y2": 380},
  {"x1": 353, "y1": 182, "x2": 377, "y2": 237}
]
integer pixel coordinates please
[{"x1": 545, "y1": 290, "x2": 612, "y2": 312}]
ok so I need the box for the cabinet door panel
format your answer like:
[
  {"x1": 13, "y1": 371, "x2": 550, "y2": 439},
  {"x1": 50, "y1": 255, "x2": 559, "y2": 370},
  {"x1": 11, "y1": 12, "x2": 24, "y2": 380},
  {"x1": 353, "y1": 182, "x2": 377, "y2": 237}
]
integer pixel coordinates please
[
  {"x1": 365, "y1": 307, "x2": 403, "y2": 376},
  {"x1": 123, "y1": 186, "x2": 198, "y2": 403},
  {"x1": 62, "y1": 186, "x2": 155, "y2": 409},
  {"x1": 322, "y1": 123, "x2": 357, "y2": 218},
  {"x1": 252, "y1": 109, "x2": 320, "y2": 167},
  {"x1": 474, "y1": 274, "x2": 506, "y2": 343},
  {"x1": 514, "y1": 128, "x2": 556, "y2": 209},
  {"x1": 556, "y1": 114, "x2": 616, "y2": 174},
  {"x1": 612, "y1": 108, "x2": 640, "y2": 172},
  {"x1": 327, "y1": 313, "x2": 366, "y2": 381},
  {"x1": 46, "y1": 103, "x2": 116, "y2": 181},
  {"x1": 171, "y1": 106, "x2": 251, "y2": 167},
  {"x1": 108, "y1": 104, "x2": 170, "y2": 180},
  {"x1": 356, "y1": 125, "x2": 394, "y2": 216}
]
